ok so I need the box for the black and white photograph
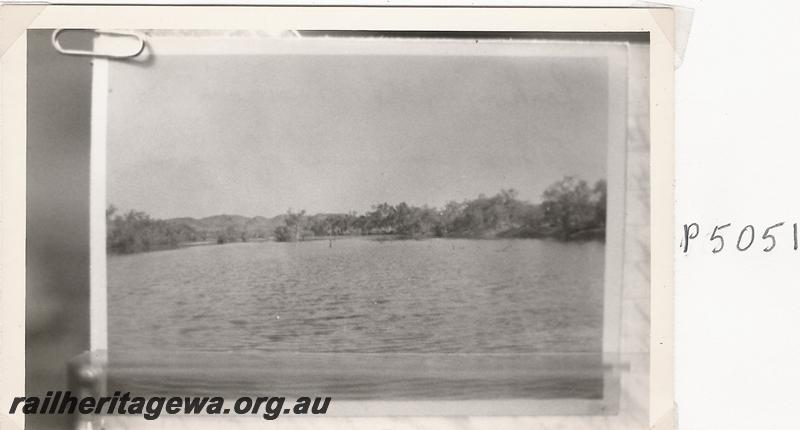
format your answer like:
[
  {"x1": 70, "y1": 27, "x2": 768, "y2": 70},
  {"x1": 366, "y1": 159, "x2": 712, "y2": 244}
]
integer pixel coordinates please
[
  {"x1": 97, "y1": 30, "x2": 644, "y2": 412},
  {"x1": 20, "y1": 11, "x2": 663, "y2": 429}
]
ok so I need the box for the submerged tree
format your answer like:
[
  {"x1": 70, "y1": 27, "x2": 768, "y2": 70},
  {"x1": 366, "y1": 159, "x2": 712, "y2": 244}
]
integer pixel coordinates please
[
  {"x1": 106, "y1": 205, "x2": 199, "y2": 254},
  {"x1": 540, "y1": 176, "x2": 606, "y2": 239},
  {"x1": 592, "y1": 179, "x2": 607, "y2": 227},
  {"x1": 274, "y1": 209, "x2": 307, "y2": 242}
]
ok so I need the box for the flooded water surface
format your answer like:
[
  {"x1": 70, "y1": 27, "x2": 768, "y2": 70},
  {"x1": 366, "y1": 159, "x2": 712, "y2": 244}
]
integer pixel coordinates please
[
  {"x1": 107, "y1": 238, "x2": 606, "y2": 400},
  {"x1": 109, "y1": 238, "x2": 604, "y2": 354}
]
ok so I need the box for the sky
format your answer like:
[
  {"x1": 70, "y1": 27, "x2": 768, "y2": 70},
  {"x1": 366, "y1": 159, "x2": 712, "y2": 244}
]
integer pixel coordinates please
[{"x1": 106, "y1": 43, "x2": 612, "y2": 219}]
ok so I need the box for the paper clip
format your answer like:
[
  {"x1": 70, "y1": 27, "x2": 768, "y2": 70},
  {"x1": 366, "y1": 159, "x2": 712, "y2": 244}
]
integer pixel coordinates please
[{"x1": 51, "y1": 29, "x2": 146, "y2": 59}]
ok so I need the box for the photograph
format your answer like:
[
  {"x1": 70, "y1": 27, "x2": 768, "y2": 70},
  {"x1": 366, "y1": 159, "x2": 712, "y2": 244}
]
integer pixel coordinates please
[
  {"x1": 96, "y1": 30, "x2": 639, "y2": 409},
  {"x1": 20, "y1": 13, "x2": 662, "y2": 429}
]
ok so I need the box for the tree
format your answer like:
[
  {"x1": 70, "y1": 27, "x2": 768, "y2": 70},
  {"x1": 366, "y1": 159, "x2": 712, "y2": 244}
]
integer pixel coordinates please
[
  {"x1": 106, "y1": 205, "x2": 199, "y2": 254},
  {"x1": 274, "y1": 209, "x2": 307, "y2": 242},
  {"x1": 273, "y1": 225, "x2": 293, "y2": 242},
  {"x1": 216, "y1": 225, "x2": 241, "y2": 244},
  {"x1": 540, "y1": 176, "x2": 599, "y2": 238},
  {"x1": 592, "y1": 179, "x2": 607, "y2": 227},
  {"x1": 436, "y1": 201, "x2": 464, "y2": 237}
]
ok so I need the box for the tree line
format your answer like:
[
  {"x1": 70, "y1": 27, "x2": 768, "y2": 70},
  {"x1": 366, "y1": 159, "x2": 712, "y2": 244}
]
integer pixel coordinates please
[
  {"x1": 107, "y1": 176, "x2": 606, "y2": 254},
  {"x1": 106, "y1": 206, "x2": 199, "y2": 254},
  {"x1": 106, "y1": 209, "x2": 280, "y2": 254},
  {"x1": 274, "y1": 176, "x2": 607, "y2": 242}
]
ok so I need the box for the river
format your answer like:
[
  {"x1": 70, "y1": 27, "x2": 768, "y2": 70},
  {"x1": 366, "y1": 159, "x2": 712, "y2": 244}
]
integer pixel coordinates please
[{"x1": 107, "y1": 238, "x2": 606, "y2": 400}]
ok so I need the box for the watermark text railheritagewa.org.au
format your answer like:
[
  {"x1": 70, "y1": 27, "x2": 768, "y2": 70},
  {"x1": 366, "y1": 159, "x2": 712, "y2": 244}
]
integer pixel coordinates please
[{"x1": 8, "y1": 391, "x2": 331, "y2": 420}]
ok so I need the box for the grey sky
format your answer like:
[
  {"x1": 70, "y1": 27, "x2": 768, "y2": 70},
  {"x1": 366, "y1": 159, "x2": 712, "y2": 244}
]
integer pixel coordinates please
[{"x1": 107, "y1": 51, "x2": 609, "y2": 219}]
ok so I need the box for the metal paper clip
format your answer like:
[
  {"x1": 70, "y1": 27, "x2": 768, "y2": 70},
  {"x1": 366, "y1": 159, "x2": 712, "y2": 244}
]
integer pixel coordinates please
[{"x1": 51, "y1": 29, "x2": 146, "y2": 59}]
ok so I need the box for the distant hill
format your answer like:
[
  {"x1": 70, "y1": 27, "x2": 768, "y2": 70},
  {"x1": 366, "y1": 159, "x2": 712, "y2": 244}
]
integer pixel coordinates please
[{"x1": 165, "y1": 214, "x2": 287, "y2": 242}]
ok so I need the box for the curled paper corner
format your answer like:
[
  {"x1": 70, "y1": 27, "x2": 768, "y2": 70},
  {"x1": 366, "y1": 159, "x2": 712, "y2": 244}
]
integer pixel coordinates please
[
  {"x1": 0, "y1": 4, "x2": 47, "y2": 59},
  {"x1": 637, "y1": 1, "x2": 696, "y2": 69},
  {"x1": 651, "y1": 403, "x2": 677, "y2": 430}
]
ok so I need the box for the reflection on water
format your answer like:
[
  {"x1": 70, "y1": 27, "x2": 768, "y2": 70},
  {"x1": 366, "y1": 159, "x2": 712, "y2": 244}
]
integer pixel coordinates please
[{"x1": 108, "y1": 238, "x2": 604, "y2": 355}]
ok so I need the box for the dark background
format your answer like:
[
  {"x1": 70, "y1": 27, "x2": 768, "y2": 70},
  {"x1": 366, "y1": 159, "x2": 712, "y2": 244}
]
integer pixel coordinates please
[{"x1": 26, "y1": 29, "x2": 92, "y2": 430}]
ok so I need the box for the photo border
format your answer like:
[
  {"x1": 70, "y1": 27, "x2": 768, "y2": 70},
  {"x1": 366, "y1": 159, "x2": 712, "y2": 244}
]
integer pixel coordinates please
[{"x1": 93, "y1": 34, "x2": 629, "y2": 417}]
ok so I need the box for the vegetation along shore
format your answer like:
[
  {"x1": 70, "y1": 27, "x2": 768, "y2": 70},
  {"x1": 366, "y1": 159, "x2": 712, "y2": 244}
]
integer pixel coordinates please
[{"x1": 107, "y1": 176, "x2": 606, "y2": 254}]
